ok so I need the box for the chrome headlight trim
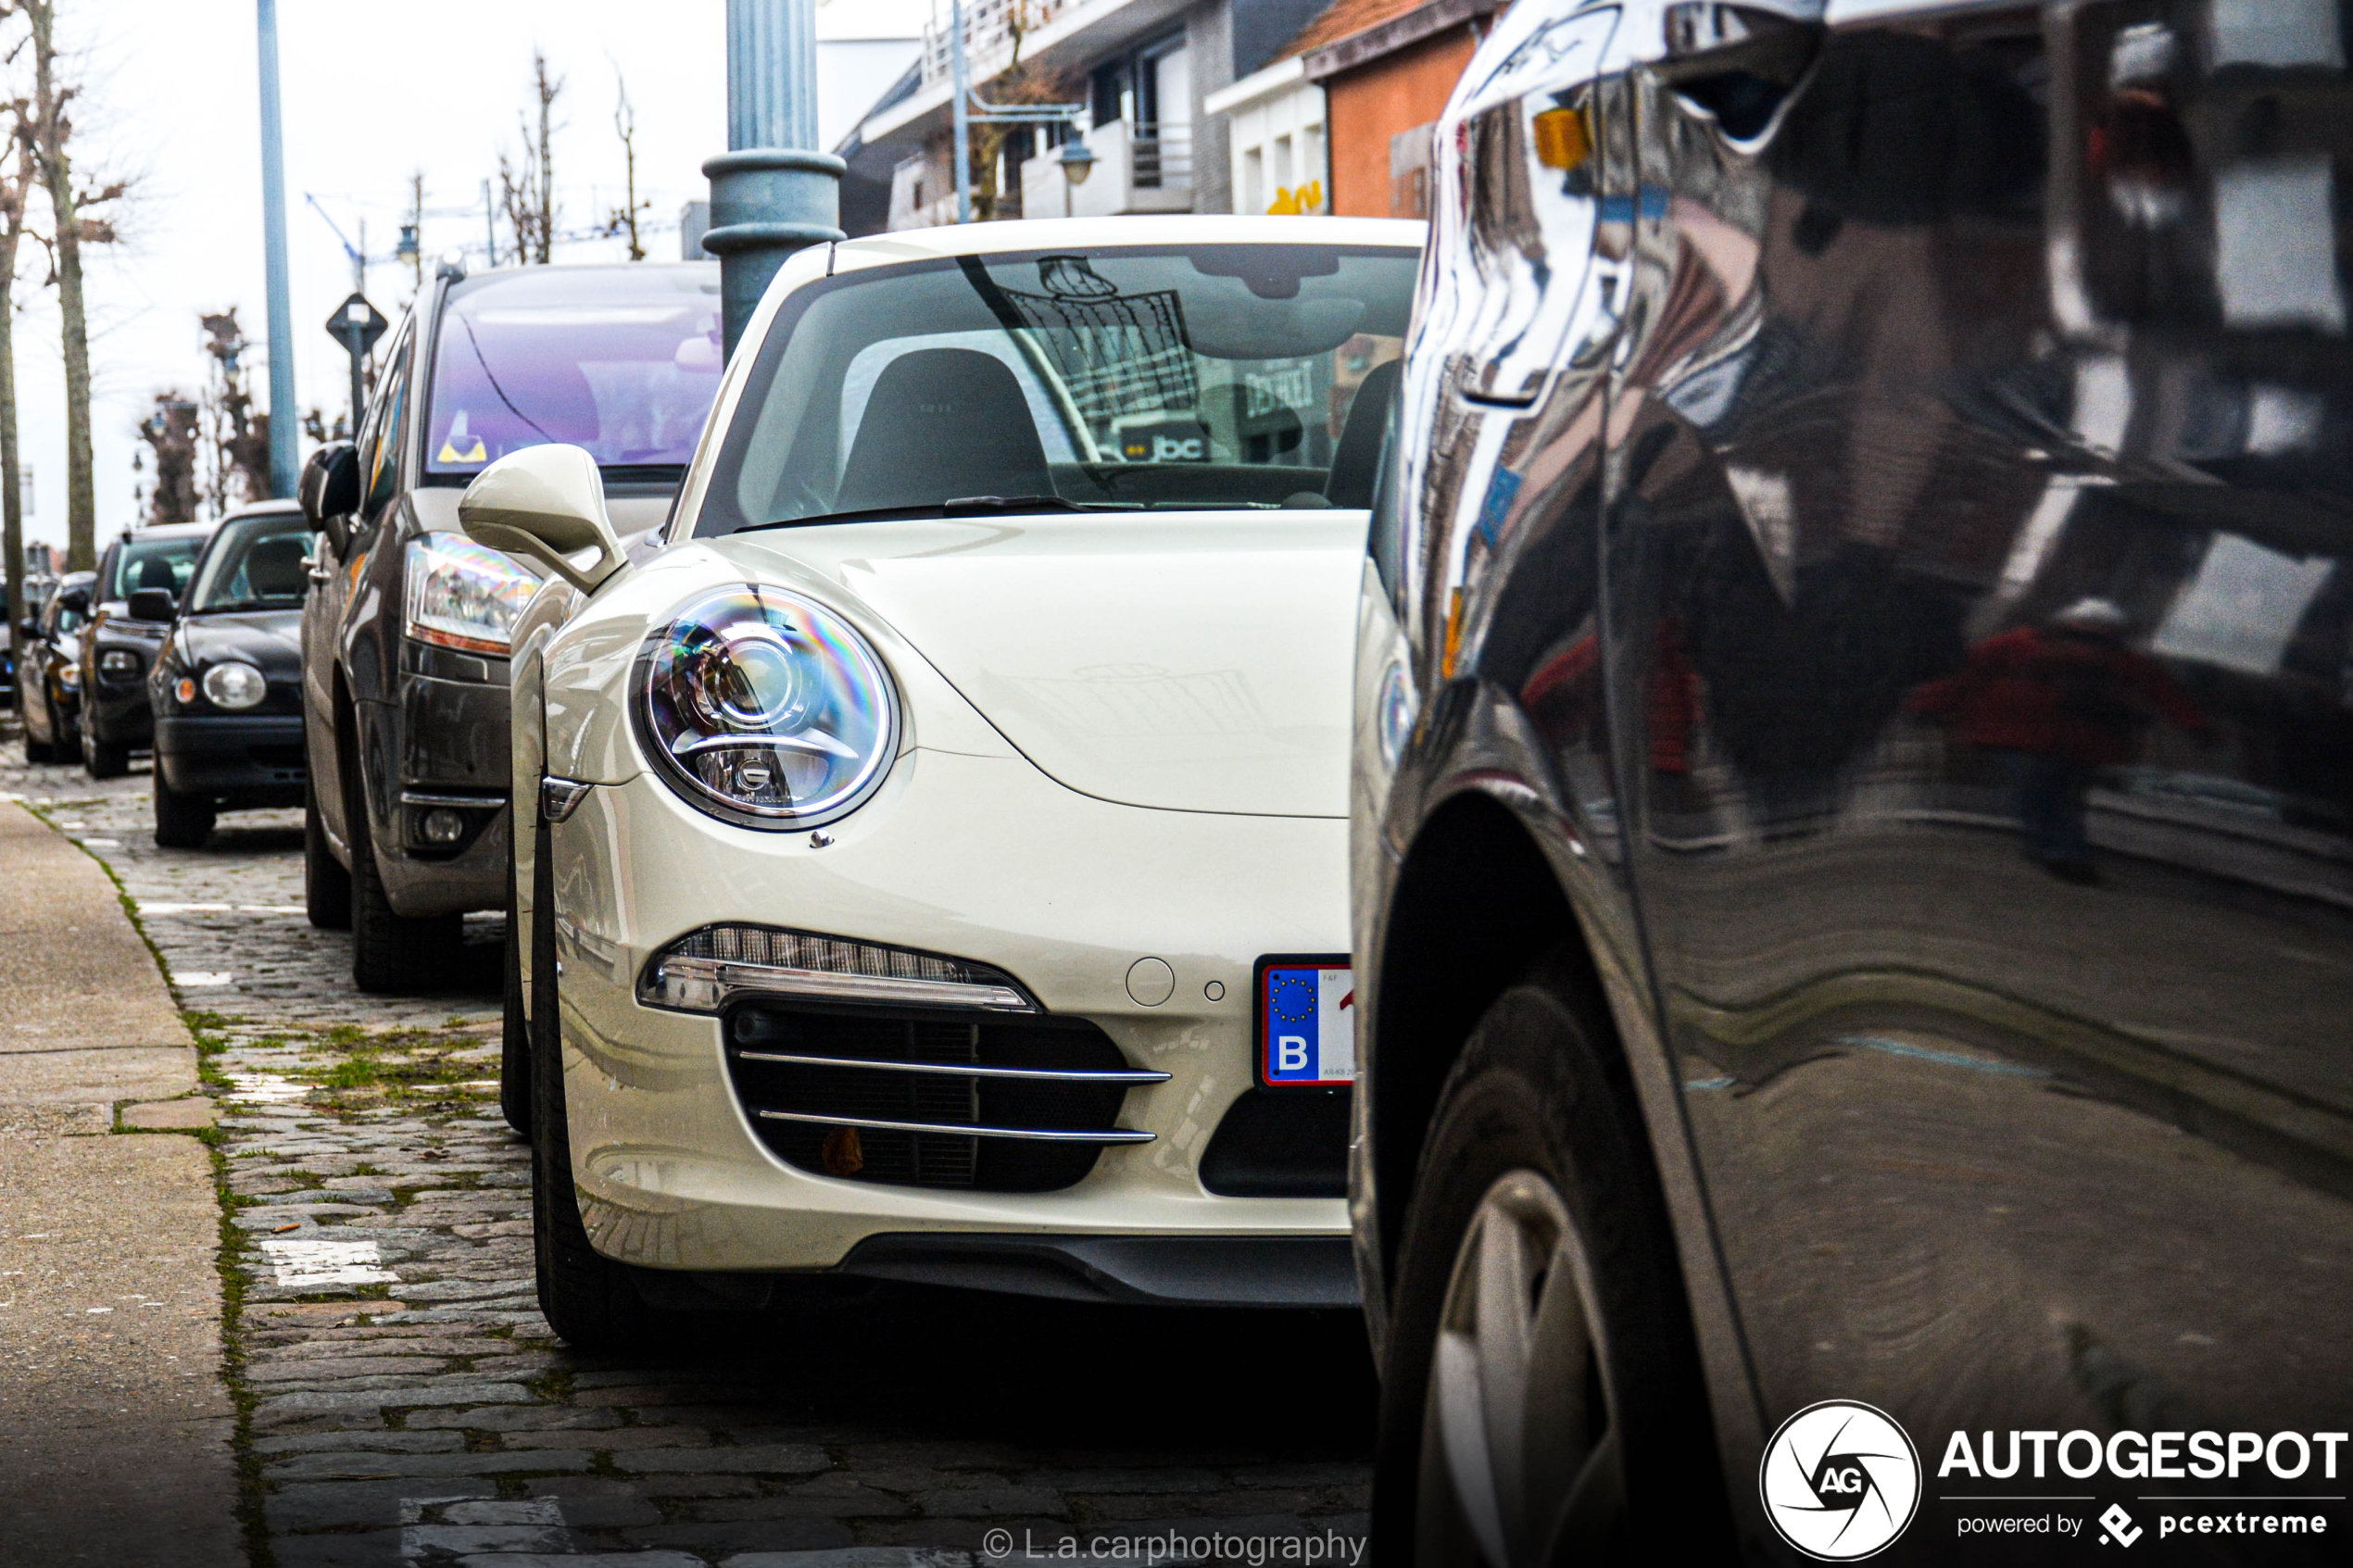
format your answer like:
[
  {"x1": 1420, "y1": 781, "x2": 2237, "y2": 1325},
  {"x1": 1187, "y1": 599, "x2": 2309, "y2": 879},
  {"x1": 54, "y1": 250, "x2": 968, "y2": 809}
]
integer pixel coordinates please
[
  {"x1": 631, "y1": 584, "x2": 900, "y2": 832},
  {"x1": 638, "y1": 923, "x2": 1036, "y2": 1014}
]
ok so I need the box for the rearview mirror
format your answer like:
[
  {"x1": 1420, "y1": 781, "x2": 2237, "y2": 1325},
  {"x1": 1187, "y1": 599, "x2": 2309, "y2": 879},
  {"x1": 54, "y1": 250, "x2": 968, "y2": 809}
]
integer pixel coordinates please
[
  {"x1": 126, "y1": 588, "x2": 178, "y2": 625},
  {"x1": 458, "y1": 444, "x2": 625, "y2": 593},
  {"x1": 299, "y1": 440, "x2": 359, "y2": 556}
]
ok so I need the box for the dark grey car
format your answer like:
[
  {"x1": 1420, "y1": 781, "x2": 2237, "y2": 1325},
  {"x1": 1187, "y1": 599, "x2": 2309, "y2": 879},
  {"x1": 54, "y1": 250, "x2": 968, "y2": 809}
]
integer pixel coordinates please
[
  {"x1": 1356, "y1": 0, "x2": 2353, "y2": 1559},
  {"x1": 297, "y1": 259, "x2": 723, "y2": 993}
]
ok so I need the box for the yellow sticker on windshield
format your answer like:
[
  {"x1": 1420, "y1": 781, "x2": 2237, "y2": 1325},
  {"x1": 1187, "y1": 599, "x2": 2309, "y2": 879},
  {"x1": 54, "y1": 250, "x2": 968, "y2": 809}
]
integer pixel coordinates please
[{"x1": 436, "y1": 410, "x2": 485, "y2": 464}]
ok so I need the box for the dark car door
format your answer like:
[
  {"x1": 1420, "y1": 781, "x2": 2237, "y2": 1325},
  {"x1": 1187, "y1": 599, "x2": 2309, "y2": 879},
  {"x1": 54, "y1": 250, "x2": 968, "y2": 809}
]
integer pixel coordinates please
[
  {"x1": 305, "y1": 313, "x2": 416, "y2": 852},
  {"x1": 1599, "y1": 0, "x2": 2353, "y2": 1467}
]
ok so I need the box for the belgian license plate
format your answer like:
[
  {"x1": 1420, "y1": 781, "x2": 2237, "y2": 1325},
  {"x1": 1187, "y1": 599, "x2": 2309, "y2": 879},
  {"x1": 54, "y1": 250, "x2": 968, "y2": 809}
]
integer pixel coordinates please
[{"x1": 1257, "y1": 955, "x2": 1355, "y2": 1087}]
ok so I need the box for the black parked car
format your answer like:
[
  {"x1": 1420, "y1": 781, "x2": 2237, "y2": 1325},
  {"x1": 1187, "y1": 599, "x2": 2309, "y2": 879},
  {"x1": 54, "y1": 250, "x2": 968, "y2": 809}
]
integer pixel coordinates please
[
  {"x1": 17, "y1": 570, "x2": 94, "y2": 763},
  {"x1": 146, "y1": 501, "x2": 311, "y2": 847},
  {"x1": 298, "y1": 258, "x2": 722, "y2": 992},
  {"x1": 1357, "y1": 0, "x2": 2353, "y2": 1560},
  {"x1": 78, "y1": 520, "x2": 215, "y2": 777}
]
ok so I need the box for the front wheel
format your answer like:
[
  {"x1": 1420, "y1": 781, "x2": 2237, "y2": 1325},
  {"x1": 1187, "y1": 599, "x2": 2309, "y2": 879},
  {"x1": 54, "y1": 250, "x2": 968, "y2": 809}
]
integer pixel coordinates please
[
  {"x1": 304, "y1": 775, "x2": 351, "y2": 930},
  {"x1": 500, "y1": 824, "x2": 531, "y2": 1138},
  {"x1": 151, "y1": 768, "x2": 216, "y2": 848},
  {"x1": 530, "y1": 799, "x2": 650, "y2": 1350},
  {"x1": 82, "y1": 728, "x2": 129, "y2": 779},
  {"x1": 1370, "y1": 960, "x2": 1730, "y2": 1567},
  {"x1": 21, "y1": 709, "x2": 53, "y2": 764},
  {"x1": 347, "y1": 779, "x2": 459, "y2": 993}
]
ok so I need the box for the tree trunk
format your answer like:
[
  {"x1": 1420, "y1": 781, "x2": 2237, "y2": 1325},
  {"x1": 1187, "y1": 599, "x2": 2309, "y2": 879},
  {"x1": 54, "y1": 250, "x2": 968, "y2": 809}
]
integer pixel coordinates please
[
  {"x1": 0, "y1": 116, "x2": 34, "y2": 635},
  {"x1": 29, "y1": 2, "x2": 94, "y2": 573}
]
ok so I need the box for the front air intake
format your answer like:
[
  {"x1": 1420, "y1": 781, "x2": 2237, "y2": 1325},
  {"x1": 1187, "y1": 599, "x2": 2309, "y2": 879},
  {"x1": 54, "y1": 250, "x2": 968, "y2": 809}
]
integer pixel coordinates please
[
  {"x1": 642, "y1": 923, "x2": 1037, "y2": 1014},
  {"x1": 723, "y1": 1002, "x2": 1166, "y2": 1194}
]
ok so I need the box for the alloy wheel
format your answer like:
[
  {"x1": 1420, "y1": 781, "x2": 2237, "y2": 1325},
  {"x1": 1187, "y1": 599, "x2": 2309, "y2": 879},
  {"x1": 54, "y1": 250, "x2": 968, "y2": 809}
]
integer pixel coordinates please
[{"x1": 1416, "y1": 1169, "x2": 1624, "y2": 1566}]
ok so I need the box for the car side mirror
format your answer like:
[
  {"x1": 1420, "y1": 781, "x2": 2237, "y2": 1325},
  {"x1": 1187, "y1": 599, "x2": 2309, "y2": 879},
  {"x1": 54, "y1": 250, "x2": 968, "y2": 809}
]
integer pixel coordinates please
[
  {"x1": 127, "y1": 588, "x2": 178, "y2": 624},
  {"x1": 299, "y1": 440, "x2": 359, "y2": 556},
  {"x1": 458, "y1": 444, "x2": 625, "y2": 593}
]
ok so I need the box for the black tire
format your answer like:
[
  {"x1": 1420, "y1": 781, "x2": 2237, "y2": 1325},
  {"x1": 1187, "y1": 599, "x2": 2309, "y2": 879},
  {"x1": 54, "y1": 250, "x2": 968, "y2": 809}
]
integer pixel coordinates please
[
  {"x1": 82, "y1": 728, "x2": 129, "y2": 779},
  {"x1": 530, "y1": 803, "x2": 650, "y2": 1350},
  {"x1": 500, "y1": 823, "x2": 532, "y2": 1138},
  {"x1": 1370, "y1": 956, "x2": 1730, "y2": 1565},
  {"x1": 151, "y1": 767, "x2": 216, "y2": 848},
  {"x1": 304, "y1": 775, "x2": 352, "y2": 930},
  {"x1": 347, "y1": 777, "x2": 459, "y2": 993},
  {"x1": 21, "y1": 716, "x2": 53, "y2": 764}
]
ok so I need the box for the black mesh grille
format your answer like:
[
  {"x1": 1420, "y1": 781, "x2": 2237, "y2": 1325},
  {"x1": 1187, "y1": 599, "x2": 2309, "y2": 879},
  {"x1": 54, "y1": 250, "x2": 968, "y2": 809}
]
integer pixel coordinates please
[{"x1": 724, "y1": 1004, "x2": 1141, "y2": 1193}]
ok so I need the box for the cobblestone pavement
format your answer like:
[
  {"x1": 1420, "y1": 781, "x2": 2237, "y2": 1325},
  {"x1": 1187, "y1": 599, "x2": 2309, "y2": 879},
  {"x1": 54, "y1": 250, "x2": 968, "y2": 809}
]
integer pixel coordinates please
[{"x1": 2, "y1": 741, "x2": 1375, "y2": 1567}]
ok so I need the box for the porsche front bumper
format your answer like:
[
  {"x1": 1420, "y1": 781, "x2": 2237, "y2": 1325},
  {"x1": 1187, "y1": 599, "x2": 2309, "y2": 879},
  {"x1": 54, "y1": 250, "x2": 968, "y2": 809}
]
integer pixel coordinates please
[{"x1": 546, "y1": 744, "x2": 1353, "y2": 1301}]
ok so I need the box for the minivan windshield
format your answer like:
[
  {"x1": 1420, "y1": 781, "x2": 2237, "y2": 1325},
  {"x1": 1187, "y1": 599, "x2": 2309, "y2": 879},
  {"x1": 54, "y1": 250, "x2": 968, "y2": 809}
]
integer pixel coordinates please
[
  {"x1": 105, "y1": 536, "x2": 204, "y2": 602},
  {"x1": 187, "y1": 511, "x2": 313, "y2": 614},
  {"x1": 424, "y1": 264, "x2": 724, "y2": 481},
  {"x1": 697, "y1": 244, "x2": 1416, "y2": 535}
]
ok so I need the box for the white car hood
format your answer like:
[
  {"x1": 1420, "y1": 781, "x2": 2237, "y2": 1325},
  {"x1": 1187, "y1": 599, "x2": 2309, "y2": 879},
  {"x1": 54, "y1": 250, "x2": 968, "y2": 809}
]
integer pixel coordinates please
[{"x1": 723, "y1": 511, "x2": 1366, "y2": 819}]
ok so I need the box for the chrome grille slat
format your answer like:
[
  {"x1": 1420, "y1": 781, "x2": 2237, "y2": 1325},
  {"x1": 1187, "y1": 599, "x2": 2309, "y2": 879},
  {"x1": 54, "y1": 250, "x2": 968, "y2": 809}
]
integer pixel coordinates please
[
  {"x1": 733, "y1": 1048, "x2": 1169, "y2": 1085},
  {"x1": 754, "y1": 1108, "x2": 1154, "y2": 1144}
]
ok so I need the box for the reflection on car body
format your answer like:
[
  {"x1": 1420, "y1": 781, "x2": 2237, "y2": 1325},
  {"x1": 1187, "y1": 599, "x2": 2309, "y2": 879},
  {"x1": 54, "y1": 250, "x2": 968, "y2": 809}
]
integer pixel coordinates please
[{"x1": 1354, "y1": 0, "x2": 2353, "y2": 1560}]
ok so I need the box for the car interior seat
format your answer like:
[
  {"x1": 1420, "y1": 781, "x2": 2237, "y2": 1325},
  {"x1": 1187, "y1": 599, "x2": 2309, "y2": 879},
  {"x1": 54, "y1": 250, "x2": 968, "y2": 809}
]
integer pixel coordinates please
[
  {"x1": 245, "y1": 536, "x2": 310, "y2": 599},
  {"x1": 135, "y1": 556, "x2": 182, "y2": 592},
  {"x1": 1324, "y1": 358, "x2": 1403, "y2": 509},
  {"x1": 835, "y1": 348, "x2": 1054, "y2": 513}
]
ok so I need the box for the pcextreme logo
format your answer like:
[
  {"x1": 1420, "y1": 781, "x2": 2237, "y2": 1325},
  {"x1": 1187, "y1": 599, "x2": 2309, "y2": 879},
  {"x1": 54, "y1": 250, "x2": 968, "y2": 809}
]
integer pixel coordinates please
[{"x1": 1761, "y1": 1400, "x2": 1923, "y2": 1561}]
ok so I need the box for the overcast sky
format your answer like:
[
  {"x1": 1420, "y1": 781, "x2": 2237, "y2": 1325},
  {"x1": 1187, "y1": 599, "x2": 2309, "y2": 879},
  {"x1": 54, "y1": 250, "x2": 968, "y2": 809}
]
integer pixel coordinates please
[{"x1": 22, "y1": 0, "x2": 930, "y2": 558}]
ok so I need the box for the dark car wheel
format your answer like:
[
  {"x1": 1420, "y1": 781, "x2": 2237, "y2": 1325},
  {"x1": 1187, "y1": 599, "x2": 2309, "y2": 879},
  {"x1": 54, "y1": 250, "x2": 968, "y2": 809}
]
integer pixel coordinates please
[
  {"x1": 347, "y1": 776, "x2": 460, "y2": 993},
  {"x1": 151, "y1": 768, "x2": 216, "y2": 848},
  {"x1": 500, "y1": 827, "x2": 532, "y2": 1138},
  {"x1": 82, "y1": 728, "x2": 129, "y2": 779},
  {"x1": 21, "y1": 709, "x2": 54, "y2": 764},
  {"x1": 304, "y1": 775, "x2": 352, "y2": 931},
  {"x1": 531, "y1": 802, "x2": 649, "y2": 1350},
  {"x1": 1370, "y1": 958, "x2": 1729, "y2": 1567}
]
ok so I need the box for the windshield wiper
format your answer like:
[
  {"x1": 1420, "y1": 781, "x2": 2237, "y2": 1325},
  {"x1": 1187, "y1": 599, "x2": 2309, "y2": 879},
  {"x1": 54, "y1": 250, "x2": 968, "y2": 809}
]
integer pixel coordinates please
[{"x1": 737, "y1": 495, "x2": 1129, "y2": 533}]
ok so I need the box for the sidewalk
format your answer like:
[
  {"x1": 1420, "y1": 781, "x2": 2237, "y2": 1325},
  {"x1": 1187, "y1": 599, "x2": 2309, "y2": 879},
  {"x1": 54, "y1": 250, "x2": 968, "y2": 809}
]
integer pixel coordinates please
[{"x1": 0, "y1": 799, "x2": 243, "y2": 1566}]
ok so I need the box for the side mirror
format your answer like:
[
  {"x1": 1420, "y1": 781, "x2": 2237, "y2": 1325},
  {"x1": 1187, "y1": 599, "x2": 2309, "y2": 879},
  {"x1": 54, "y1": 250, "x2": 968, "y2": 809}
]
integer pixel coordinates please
[
  {"x1": 126, "y1": 588, "x2": 178, "y2": 625},
  {"x1": 299, "y1": 440, "x2": 359, "y2": 556},
  {"x1": 459, "y1": 444, "x2": 624, "y2": 593}
]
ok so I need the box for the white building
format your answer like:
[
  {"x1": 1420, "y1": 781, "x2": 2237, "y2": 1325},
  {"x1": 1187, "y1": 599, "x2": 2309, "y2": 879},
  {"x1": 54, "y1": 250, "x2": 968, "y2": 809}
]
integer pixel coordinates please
[{"x1": 1203, "y1": 54, "x2": 1327, "y2": 216}]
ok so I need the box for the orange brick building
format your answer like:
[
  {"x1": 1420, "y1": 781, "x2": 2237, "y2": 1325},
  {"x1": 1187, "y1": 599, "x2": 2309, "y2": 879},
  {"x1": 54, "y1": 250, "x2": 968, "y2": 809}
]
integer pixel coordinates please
[{"x1": 1285, "y1": 0, "x2": 1511, "y2": 218}]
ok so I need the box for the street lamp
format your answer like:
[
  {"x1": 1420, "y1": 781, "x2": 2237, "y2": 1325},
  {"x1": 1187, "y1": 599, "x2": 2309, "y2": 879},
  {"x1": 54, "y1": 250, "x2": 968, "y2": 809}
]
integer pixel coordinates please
[{"x1": 1057, "y1": 139, "x2": 1097, "y2": 185}]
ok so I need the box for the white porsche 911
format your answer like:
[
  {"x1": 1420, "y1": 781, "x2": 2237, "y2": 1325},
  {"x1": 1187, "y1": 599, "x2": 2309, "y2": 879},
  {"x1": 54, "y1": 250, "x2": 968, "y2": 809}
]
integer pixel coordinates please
[{"x1": 463, "y1": 216, "x2": 1420, "y2": 1348}]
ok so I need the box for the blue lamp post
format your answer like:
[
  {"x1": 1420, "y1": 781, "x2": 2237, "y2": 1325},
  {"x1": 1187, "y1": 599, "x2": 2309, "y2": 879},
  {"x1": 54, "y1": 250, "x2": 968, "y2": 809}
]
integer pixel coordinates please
[{"x1": 702, "y1": 0, "x2": 844, "y2": 358}]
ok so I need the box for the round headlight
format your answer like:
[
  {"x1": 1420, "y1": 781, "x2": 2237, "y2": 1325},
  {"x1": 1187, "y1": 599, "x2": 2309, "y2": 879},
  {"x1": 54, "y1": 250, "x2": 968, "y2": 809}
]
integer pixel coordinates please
[
  {"x1": 202, "y1": 661, "x2": 267, "y2": 710},
  {"x1": 634, "y1": 586, "x2": 898, "y2": 830}
]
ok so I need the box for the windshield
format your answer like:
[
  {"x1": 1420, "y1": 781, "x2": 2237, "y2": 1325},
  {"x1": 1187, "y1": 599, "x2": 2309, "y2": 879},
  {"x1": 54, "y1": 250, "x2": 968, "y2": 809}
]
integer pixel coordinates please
[
  {"x1": 187, "y1": 512, "x2": 313, "y2": 614},
  {"x1": 424, "y1": 264, "x2": 724, "y2": 481},
  {"x1": 106, "y1": 537, "x2": 203, "y2": 602},
  {"x1": 696, "y1": 244, "x2": 1416, "y2": 534}
]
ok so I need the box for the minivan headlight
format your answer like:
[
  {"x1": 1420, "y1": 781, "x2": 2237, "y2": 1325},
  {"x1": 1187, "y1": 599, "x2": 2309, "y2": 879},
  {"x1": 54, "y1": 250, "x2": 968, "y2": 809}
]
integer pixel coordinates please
[
  {"x1": 633, "y1": 586, "x2": 898, "y2": 830},
  {"x1": 404, "y1": 533, "x2": 538, "y2": 655}
]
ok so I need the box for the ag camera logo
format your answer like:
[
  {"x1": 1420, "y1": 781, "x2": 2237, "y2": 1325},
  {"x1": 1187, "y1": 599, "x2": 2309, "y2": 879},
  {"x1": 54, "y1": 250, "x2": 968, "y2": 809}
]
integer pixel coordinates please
[{"x1": 1760, "y1": 1400, "x2": 1922, "y2": 1560}]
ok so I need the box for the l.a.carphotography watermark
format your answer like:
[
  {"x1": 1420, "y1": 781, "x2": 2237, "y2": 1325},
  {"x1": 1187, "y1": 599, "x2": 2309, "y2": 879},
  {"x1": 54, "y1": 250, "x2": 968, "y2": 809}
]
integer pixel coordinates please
[
  {"x1": 978, "y1": 1526, "x2": 1366, "y2": 1564},
  {"x1": 1761, "y1": 1399, "x2": 2347, "y2": 1558}
]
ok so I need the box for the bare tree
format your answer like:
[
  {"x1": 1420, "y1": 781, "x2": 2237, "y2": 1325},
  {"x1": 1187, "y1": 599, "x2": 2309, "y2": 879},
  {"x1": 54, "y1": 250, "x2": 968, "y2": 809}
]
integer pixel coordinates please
[
  {"x1": 18, "y1": 0, "x2": 123, "y2": 572},
  {"x1": 498, "y1": 51, "x2": 561, "y2": 265},
  {"x1": 197, "y1": 308, "x2": 269, "y2": 515},
  {"x1": 969, "y1": 4, "x2": 1071, "y2": 223},
  {"x1": 136, "y1": 391, "x2": 196, "y2": 525},
  {"x1": 0, "y1": 99, "x2": 33, "y2": 644},
  {"x1": 608, "y1": 67, "x2": 646, "y2": 261}
]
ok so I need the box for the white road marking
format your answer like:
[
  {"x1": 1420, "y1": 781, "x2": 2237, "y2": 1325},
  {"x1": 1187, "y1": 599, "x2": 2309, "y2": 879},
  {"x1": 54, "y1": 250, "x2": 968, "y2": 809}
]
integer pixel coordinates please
[{"x1": 258, "y1": 1238, "x2": 399, "y2": 1288}]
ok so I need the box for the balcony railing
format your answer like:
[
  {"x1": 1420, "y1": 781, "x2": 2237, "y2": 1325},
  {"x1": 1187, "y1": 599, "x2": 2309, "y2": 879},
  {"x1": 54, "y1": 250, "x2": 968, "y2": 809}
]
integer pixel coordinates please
[
  {"x1": 921, "y1": 0, "x2": 1079, "y2": 86},
  {"x1": 1130, "y1": 122, "x2": 1192, "y2": 190}
]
